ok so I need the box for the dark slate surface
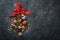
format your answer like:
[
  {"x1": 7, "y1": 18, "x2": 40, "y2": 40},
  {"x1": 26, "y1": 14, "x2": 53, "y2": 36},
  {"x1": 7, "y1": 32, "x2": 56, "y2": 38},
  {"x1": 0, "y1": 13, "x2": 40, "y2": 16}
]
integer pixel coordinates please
[{"x1": 0, "y1": 0, "x2": 60, "y2": 40}]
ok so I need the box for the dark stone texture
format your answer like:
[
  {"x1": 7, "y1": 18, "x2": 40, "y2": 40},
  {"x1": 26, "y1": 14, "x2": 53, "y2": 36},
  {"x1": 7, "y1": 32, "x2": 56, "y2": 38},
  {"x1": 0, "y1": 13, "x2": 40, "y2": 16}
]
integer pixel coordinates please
[{"x1": 0, "y1": 0, "x2": 60, "y2": 40}]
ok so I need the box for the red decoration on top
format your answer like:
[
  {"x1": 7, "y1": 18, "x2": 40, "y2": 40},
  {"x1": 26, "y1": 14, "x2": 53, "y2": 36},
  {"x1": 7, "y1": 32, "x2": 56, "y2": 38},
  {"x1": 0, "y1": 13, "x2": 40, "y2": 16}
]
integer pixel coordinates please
[
  {"x1": 9, "y1": 2, "x2": 31, "y2": 17},
  {"x1": 16, "y1": 2, "x2": 22, "y2": 10}
]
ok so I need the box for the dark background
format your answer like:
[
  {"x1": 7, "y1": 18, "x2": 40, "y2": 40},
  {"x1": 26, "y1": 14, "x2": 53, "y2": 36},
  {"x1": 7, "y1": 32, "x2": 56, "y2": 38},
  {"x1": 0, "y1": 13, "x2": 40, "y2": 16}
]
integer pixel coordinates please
[{"x1": 0, "y1": 0, "x2": 60, "y2": 40}]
